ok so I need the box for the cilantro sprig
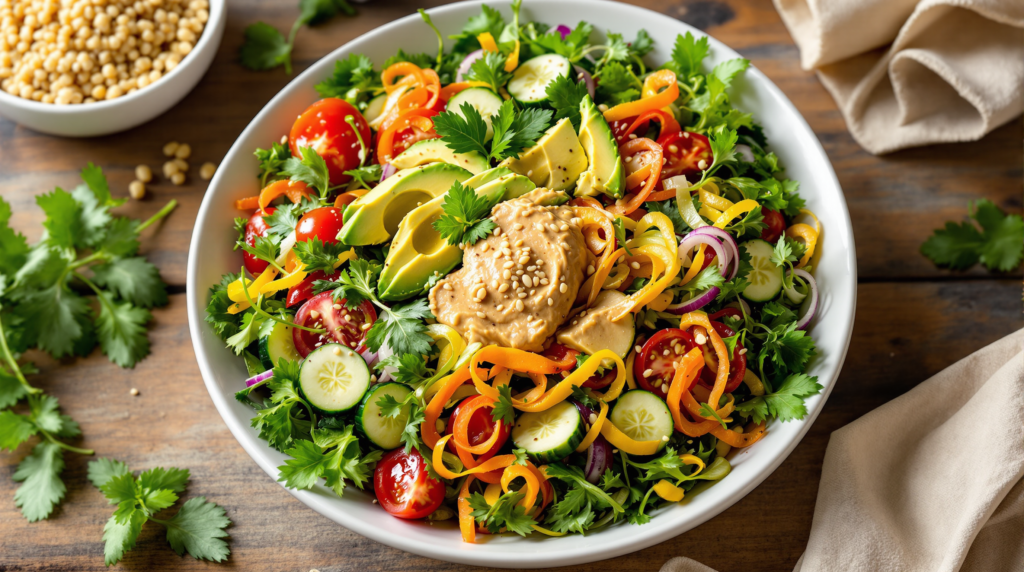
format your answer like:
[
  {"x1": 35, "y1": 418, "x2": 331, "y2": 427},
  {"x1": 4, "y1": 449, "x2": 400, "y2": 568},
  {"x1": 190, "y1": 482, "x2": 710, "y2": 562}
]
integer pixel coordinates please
[
  {"x1": 88, "y1": 459, "x2": 231, "y2": 565},
  {"x1": 240, "y1": 0, "x2": 357, "y2": 74},
  {"x1": 433, "y1": 181, "x2": 501, "y2": 247},
  {"x1": 433, "y1": 99, "x2": 552, "y2": 163},
  {"x1": 469, "y1": 490, "x2": 537, "y2": 535},
  {"x1": 921, "y1": 199, "x2": 1023, "y2": 272}
]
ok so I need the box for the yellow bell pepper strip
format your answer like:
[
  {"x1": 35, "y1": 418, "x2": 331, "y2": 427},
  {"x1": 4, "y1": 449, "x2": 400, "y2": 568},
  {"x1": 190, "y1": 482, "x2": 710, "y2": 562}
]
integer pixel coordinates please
[
  {"x1": 603, "y1": 70, "x2": 679, "y2": 122},
  {"x1": 531, "y1": 525, "x2": 567, "y2": 537},
  {"x1": 500, "y1": 464, "x2": 539, "y2": 510},
  {"x1": 589, "y1": 354, "x2": 628, "y2": 403},
  {"x1": 573, "y1": 206, "x2": 615, "y2": 255},
  {"x1": 458, "y1": 476, "x2": 477, "y2": 544},
  {"x1": 786, "y1": 222, "x2": 819, "y2": 268},
  {"x1": 611, "y1": 212, "x2": 681, "y2": 320},
  {"x1": 455, "y1": 437, "x2": 503, "y2": 485},
  {"x1": 624, "y1": 351, "x2": 638, "y2": 390},
  {"x1": 743, "y1": 369, "x2": 765, "y2": 396},
  {"x1": 577, "y1": 248, "x2": 626, "y2": 307},
  {"x1": 575, "y1": 400, "x2": 609, "y2": 452},
  {"x1": 712, "y1": 421, "x2": 767, "y2": 448},
  {"x1": 226, "y1": 267, "x2": 279, "y2": 314},
  {"x1": 679, "y1": 245, "x2": 708, "y2": 287},
  {"x1": 699, "y1": 188, "x2": 734, "y2": 212},
  {"x1": 433, "y1": 435, "x2": 517, "y2": 479},
  {"x1": 648, "y1": 291, "x2": 674, "y2": 312},
  {"x1": 483, "y1": 482, "x2": 502, "y2": 506},
  {"x1": 259, "y1": 248, "x2": 357, "y2": 297},
  {"x1": 469, "y1": 347, "x2": 626, "y2": 412},
  {"x1": 677, "y1": 311, "x2": 730, "y2": 410},
  {"x1": 604, "y1": 263, "x2": 631, "y2": 290},
  {"x1": 680, "y1": 453, "x2": 706, "y2": 474},
  {"x1": 426, "y1": 323, "x2": 466, "y2": 387},
  {"x1": 600, "y1": 419, "x2": 663, "y2": 456},
  {"x1": 477, "y1": 32, "x2": 499, "y2": 52},
  {"x1": 530, "y1": 463, "x2": 553, "y2": 511},
  {"x1": 713, "y1": 199, "x2": 759, "y2": 229},
  {"x1": 801, "y1": 208, "x2": 821, "y2": 233},
  {"x1": 504, "y1": 39, "x2": 520, "y2": 71},
  {"x1": 653, "y1": 480, "x2": 685, "y2": 502}
]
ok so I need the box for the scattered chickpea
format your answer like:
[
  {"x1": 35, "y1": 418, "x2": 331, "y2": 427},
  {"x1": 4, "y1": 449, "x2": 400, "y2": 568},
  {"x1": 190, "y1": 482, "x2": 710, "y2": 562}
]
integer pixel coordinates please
[
  {"x1": 170, "y1": 172, "x2": 185, "y2": 185},
  {"x1": 163, "y1": 141, "x2": 180, "y2": 157},
  {"x1": 135, "y1": 164, "x2": 153, "y2": 183},
  {"x1": 162, "y1": 160, "x2": 179, "y2": 178},
  {"x1": 172, "y1": 158, "x2": 188, "y2": 172},
  {"x1": 129, "y1": 180, "x2": 146, "y2": 200},
  {"x1": 129, "y1": 388, "x2": 139, "y2": 396},
  {"x1": 174, "y1": 143, "x2": 191, "y2": 159},
  {"x1": 199, "y1": 161, "x2": 217, "y2": 180}
]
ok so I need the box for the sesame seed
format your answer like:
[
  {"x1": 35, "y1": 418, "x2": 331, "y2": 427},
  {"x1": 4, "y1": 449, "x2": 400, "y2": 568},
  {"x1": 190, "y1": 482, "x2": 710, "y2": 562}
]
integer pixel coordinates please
[
  {"x1": 516, "y1": 269, "x2": 524, "y2": 275},
  {"x1": 523, "y1": 276, "x2": 533, "y2": 287},
  {"x1": 476, "y1": 311, "x2": 486, "y2": 318},
  {"x1": 513, "y1": 280, "x2": 520, "y2": 289},
  {"x1": 130, "y1": 388, "x2": 139, "y2": 396},
  {"x1": 628, "y1": 134, "x2": 638, "y2": 140},
  {"x1": 514, "y1": 223, "x2": 524, "y2": 230},
  {"x1": 695, "y1": 333, "x2": 707, "y2": 345},
  {"x1": 589, "y1": 413, "x2": 597, "y2": 423},
  {"x1": 662, "y1": 435, "x2": 669, "y2": 442},
  {"x1": 361, "y1": 323, "x2": 371, "y2": 330},
  {"x1": 502, "y1": 248, "x2": 512, "y2": 256},
  {"x1": 527, "y1": 265, "x2": 537, "y2": 271},
  {"x1": 698, "y1": 159, "x2": 708, "y2": 170},
  {"x1": 540, "y1": 278, "x2": 549, "y2": 285},
  {"x1": 739, "y1": 348, "x2": 747, "y2": 355},
  {"x1": 515, "y1": 300, "x2": 524, "y2": 311},
  {"x1": 497, "y1": 304, "x2": 504, "y2": 310},
  {"x1": 348, "y1": 351, "x2": 355, "y2": 357},
  {"x1": 310, "y1": 310, "x2": 320, "y2": 319},
  {"x1": 559, "y1": 224, "x2": 569, "y2": 231},
  {"x1": 515, "y1": 239, "x2": 524, "y2": 247},
  {"x1": 499, "y1": 284, "x2": 510, "y2": 293},
  {"x1": 503, "y1": 269, "x2": 512, "y2": 280},
  {"x1": 333, "y1": 347, "x2": 342, "y2": 356},
  {"x1": 481, "y1": 243, "x2": 489, "y2": 252},
  {"x1": 572, "y1": 320, "x2": 578, "y2": 325},
  {"x1": 538, "y1": 260, "x2": 546, "y2": 266},
  {"x1": 668, "y1": 145, "x2": 679, "y2": 153},
  {"x1": 663, "y1": 349, "x2": 670, "y2": 356},
  {"x1": 559, "y1": 283, "x2": 568, "y2": 293},
  {"x1": 547, "y1": 298, "x2": 553, "y2": 306},
  {"x1": 443, "y1": 283, "x2": 452, "y2": 290},
  {"x1": 518, "y1": 292, "x2": 527, "y2": 299},
  {"x1": 630, "y1": 262, "x2": 641, "y2": 269},
  {"x1": 503, "y1": 261, "x2": 515, "y2": 269},
  {"x1": 587, "y1": 265, "x2": 595, "y2": 275},
  {"x1": 333, "y1": 303, "x2": 342, "y2": 310}
]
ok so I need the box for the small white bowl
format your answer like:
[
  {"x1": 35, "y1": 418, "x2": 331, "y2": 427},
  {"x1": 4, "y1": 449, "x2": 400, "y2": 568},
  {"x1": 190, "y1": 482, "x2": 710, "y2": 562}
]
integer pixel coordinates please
[{"x1": 0, "y1": 0, "x2": 225, "y2": 137}]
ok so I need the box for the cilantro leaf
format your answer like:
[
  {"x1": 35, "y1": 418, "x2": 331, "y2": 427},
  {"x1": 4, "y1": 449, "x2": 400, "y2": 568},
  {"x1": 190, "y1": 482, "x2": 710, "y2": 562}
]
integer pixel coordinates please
[
  {"x1": 735, "y1": 373, "x2": 821, "y2": 423},
  {"x1": 87, "y1": 458, "x2": 132, "y2": 488},
  {"x1": 491, "y1": 384, "x2": 515, "y2": 425},
  {"x1": 0, "y1": 410, "x2": 37, "y2": 451},
  {"x1": 469, "y1": 491, "x2": 537, "y2": 536},
  {"x1": 433, "y1": 103, "x2": 491, "y2": 158},
  {"x1": 139, "y1": 467, "x2": 190, "y2": 494},
  {"x1": 293, "y1": 237, "x2": 348, "y2": 274},
  {"x1": 492, "y1": 101, "x2": 552, "y2": 160},
  {"x1": 80, "y1": 162, "x2": 124, "y2": 208},
  {"x1": 595, "y1": 61, "x2": 642, "y2": 104},
  {"x1": 375, "y1": 353, "x2": 430, "y2": 386},
  {"x1": 163, "y1": 497, "x2": 232, "y2": 562},
  {"x1": 630, "y1": 29, "x2": 654, "y2": 57},
  {"x1": 433, "y1": 180, "x2": 500, "y2": 246},
  {"x1": 0, "y1": 371, "x2": 29, "y2": 409},
  {"x1": 682, "y1": 265, "x2": 725, "y2": 293},
  {"x1": 281, "y1": 146, "x2": 331, "y2": 198},
  {"x1": 91, "y1": 257, "x2": 169, "y2": 308},
  {"x1": 96, "y1": 297, "x2": 152, "y2": 368},
  {"x1": 367, "y1": 298, "x2": 433, "y2": 355},
  {"x1": 13, "y1": 284, "x2": 91, "y2": 359},
  {"x1": 254, "y1": 142, "x2": 292, "y2": 186},
  {"x1": 546, "y1": 74, "x2": 589, "y2": 130},
  {"x1": 343, "y1": 164, "x2": 382, "y2": 191},
  {"x1": 103, "y1": 507, "x2": 146, "y2": 566},
  {"x1": 644, "y1": 200, "x2": 689, "y2": 234},
  {"x1": 37, "y1": 188, "x2": 82, "y2": 249},
  {"x1": 668, "y1": 31, "x2": 709, "y2": 79},
  {"x1": 0, "y1": 196, "x2": 30, "y2": 275},
  {"x1": 12, "y1": 441, "x2": 66, "y2": 522},
  {"x1": 921, "y1": 199, "x2": 1024, "y2": 272},
  {"x1": 239, "y1": 22, "x2": 291, "y2": 72},
  {"x1": 758, "y1": 321, "x2": 815, "y2": 377},
  {"x1": 314, "y1": 54, "x2": 377, "y2": 99},
  {"x1": 465, "y1": 51, "x2": 512, "y2": 94}
]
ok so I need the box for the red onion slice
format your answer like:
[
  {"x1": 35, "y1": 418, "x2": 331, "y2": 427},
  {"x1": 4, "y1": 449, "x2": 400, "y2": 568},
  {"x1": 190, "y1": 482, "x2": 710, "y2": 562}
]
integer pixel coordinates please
[
  {"x1": 456, "y1": 49, "x2": 484, "y2": 82},
  {"x1": 792, "y1": 269, "x2": 819, "y2": 330},
  {"x1": 380, "y1": 162, "x2": 397, "y2": 181},
  {"x1": 689, "y1": 226, "x2": 741, "y2": 280},
  {"x1": 665, "y1": 286, "x2": 720, "y2": 314},
  {"x1": 245, "y1": 369, "x2": 274, "y2": 388},
  {"x1": 360, "y1": 348, "x2": 379, "y2": 369},
  {"x1": 584, "y1": 435, "x2": 613, "y2": 484},
  {"x1": 555, "y1": 24, "x2": 572, "y2": 39},
  {"x1": 679, "y1": 232, "x2": 731, "y2": 278},
  {"x1": 572, "y1": 65, "x2": 595, "y2": 99}
]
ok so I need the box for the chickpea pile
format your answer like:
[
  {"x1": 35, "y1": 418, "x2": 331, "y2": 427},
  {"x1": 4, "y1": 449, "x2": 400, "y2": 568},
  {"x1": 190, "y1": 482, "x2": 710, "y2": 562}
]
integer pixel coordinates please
[{"x1": 0, "y1": 0, "x2": 209, "y2": 105}]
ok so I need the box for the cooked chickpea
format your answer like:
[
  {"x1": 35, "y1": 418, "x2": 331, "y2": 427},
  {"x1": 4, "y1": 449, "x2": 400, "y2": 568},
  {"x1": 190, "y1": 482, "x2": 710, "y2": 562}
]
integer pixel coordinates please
[
  {"x1": 170, "y1": 171, "x2": 185, "y2": 185},
  {"x1": 128, "y1": 179, "x2": 145, "y2": 199},
  {"x1": 162, "y1": 160, "x2": 179, "y2": 178},
  {"x1": 135, "y1": 164, "x2": 152, "y2": 182},
  {"x1": 174, "y1": 142, "x2": 190, "y2": 159},
  {"x1": 172, "y1": 158, "x2": 188, "y2": 171},
  {"x1": 162, "y1": 141, "x2": 179, "y2": 156},
  {"x1": 199, "y1": 161, "x2": 216, "y2": 180},
  {"x1": 0, "y1": 0, "x2": 207, "y2": 104}
]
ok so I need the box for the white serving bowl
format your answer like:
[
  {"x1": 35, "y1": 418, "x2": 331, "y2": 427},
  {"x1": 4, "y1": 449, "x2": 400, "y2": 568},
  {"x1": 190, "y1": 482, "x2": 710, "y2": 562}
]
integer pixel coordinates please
[
  {"x1": 0, "y1": 0, "x2": 225, "y2": 137},
  {"x1": 186, "y1": 1, "x2": 857, "y2": 567}
]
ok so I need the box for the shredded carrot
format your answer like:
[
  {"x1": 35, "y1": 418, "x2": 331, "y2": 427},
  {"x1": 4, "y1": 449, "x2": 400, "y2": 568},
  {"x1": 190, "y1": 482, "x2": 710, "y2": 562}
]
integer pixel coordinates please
[
  {"x1": 603, "y1": 70, "x2": 679, "y2": 122},
  {"x1": 376, "y1": 107, "x2": 436, "y2": 163},
  {"x1": 433, "y1": 435, "x2": 517, "y2": 479},
  {"x1": 458, "y1": 476, "x2": 477, "y2": 543},
  {"x1": 608, "y1": 138, "x2": 663, "y2": 216},
  {"x1": 500, "y1": 464, "x2": 539, "y2": 510},
  {"x1": 257, "y1": 179, "x2": 312, "y2": 213},
  {"x1": 666, "y1": 348, "x2": 716, "y2": 435},
  {"x1": 575, "y1": 400, "x2": 609, "y2": 452},
  {"x1": 381, "y1": 61, "x2": 426, "y2": 94},
  {"x1": 422, "y1": 367, "x2": 475, "y2": 449},
  {"x1": 452, "y1": 395, "x2": 504, "y2": 455},
  {"x1": 676, "y1": 312, "x2": 730, "y2": 410},
  {"x1": 234, "y1": 196, "x2": 259, "y2": 210},
  {"x1": 712, "y1": 421, "x2": 767, "y2": 447}
]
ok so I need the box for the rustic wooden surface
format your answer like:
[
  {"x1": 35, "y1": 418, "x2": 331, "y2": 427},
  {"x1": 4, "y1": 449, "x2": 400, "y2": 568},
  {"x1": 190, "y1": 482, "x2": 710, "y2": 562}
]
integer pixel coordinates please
[{"x1": 1, "y1": 0, "x2": 1021, "y2": 570}]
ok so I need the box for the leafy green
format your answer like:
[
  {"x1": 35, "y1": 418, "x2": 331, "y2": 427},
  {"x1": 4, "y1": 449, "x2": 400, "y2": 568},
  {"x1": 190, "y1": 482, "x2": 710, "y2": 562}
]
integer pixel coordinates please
[
  {"x1": 434, "y1": 99, "x2": 552, "y2": 163},
  {"x1": 491, "y1": 384, "x2": 515, "y2": 425},
  {"x1": 921, "y1": 199, "x2": 1024, "y2": 272},
  {"x1": 277, "y1": 424, "x2": 381, "y2": 497},
  {"x1": 469, "y1": 491, "x2": 538, "y2": 535},
  {"x1": 281, "y1": 146, "x2": 331, "y2": 198},
  {"x1": 293, "y1": 237, "x2": 348, "y2": 274},
  {"x1": 343, "y1": 164, "x2": 382, "y2": 191},
  {"x1": 666, "y1": 31, "x2": 710, "y2": 80},
  {"x1": 734, "y1": 373, "x2": 822, "y2": 423},
  {"x1": 464, "y1": 51, "x2": 512, "y2": 94},
  {"x1": 254, "y1": 142, "x2": 292, "y2": 187},
  {"x1": 544, "y1": 463, "x2": 623, "y2": 534},
  {"x1": 240, "y1": 0, "x2": 356, "y2": 74},
  {"x1": 314, "y1": 53, "x2": 379, "y2": 101},
  {"x1": 546, "y1": 74, "x2": 589, "y2": 130},
  {"x1": 433, "y1": 180, "x2": 500, "y2": 246}
]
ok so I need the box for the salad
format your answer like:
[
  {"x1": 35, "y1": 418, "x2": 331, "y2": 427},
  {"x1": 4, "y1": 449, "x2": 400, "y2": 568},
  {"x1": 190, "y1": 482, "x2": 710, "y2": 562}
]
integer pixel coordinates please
[{"x1": 206, "y1": 1, "x2": 824, "y2": 541}]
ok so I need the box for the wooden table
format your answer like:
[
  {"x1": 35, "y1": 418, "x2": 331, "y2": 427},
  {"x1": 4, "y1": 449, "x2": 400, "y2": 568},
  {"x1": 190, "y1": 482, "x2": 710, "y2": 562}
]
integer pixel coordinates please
[{"x1": 2, "y1": 0, "x2": 1021, "y2": 570}]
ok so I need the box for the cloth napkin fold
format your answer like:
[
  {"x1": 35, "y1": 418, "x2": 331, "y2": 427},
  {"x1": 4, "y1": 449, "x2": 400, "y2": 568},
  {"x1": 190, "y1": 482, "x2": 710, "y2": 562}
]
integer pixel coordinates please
[
  {"x1": 771, "y1": 0, "x2": 1024, "y2": 154},
  {"x1": 661, "y1": 328, "x2": 1024, "y2": 572}
]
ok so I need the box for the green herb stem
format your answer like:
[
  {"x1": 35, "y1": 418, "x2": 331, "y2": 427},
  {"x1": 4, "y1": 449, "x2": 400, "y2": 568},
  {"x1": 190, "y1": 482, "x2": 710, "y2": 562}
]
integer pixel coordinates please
[
  {"x1": 43, "y1": 431, "x2": 94, "y2": 456},
  {"x1": 0, "y1": 312, "x2": 39, "y2": 394},
  {"x1": 135, "y1": 199, "x2": 179, "y2": 234}
]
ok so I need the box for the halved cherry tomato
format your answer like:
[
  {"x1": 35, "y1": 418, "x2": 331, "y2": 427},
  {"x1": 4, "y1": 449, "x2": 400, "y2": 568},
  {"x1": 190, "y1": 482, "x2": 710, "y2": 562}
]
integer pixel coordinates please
[
  {"x1": 445, "y1": 396, "x2": 510, "y2": 462},
  {"x1": 242, "y1": 207, "x2": 275, "y2": 276},
  {"x1": 374, "y1": 448, "x2": 445, "y2": 520},
  {"x1": 582, "y1": 368, "x2": 617, "y2": 389},
  {"x1": 635, "y1": 328, "x2": 701, "y2": 399},
  {"x1": 760, "y1": 208, "x2": 786, "y2": 244},
  {"x1": 697, "y1": 321, "x2": 746, "y2": 393},
  {"x1": 289, "y1": 98, "x2": 371, "y2": 186},
  {"x1": 391, "y1": 108, "x2": 440, "y2": 157},
  {"x1": 295, "y1": 206, "x2": 345, "y2": 245},
  {"x1": 709, "y1": 307, "x2": 743, "y2": 321},
  {"x1": 659, "y1": 131, "x2": 712, "y2": 179},
  {"x1": 285, "y1": 269, "x2": 336, "y2": 308},
  {"x1": 292, "y1": 291, "x2": 377, "y2": 357},
  {"x1": 541, "y1": 343, "x2": 580, "y2": 373}
]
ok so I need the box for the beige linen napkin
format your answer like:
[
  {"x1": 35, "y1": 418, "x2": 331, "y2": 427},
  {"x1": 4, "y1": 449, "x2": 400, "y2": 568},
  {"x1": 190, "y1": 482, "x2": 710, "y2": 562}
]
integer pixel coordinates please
[
  {"x1": 771, "y1": 0, "x2": 1024, "y2": 154},
  {"x1": 661, "y1": 328, "x2": 1024, "y2": 572}
]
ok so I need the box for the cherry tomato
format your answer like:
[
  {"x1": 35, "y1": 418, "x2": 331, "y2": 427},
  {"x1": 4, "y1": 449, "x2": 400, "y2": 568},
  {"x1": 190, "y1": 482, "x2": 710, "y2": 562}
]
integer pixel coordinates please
[
  {"x1": 541, "y1": 343, "x2": 580, "y2": 373},
  {"x1": 698, "y1": 321, "x2": 746, "y2": 393},
  {"x1": 635, "y1": 328, "x2": 701, "y2": 399},
  {"x1": 373, "y1": 448, "x2": 445, "y2": 520},
  {"x1": 285, "y1": 269, "x2": 336, "y2": 308},
  {"x1": 709, "y1": 307, "x2": 743, "y2": 322},
  {"x1": 291, "y1": 292, "x2": 377, "y2": 357},
  {"x1": 659, "y1": 131, "x2": 712, "y2": 179},
  {"x1": 760, "y1": 208, "x2": 786, "y2": 244},
  {"x1": 289, "y1": 98, "x2": 371, "y2": 186},
  {"x1": 295, "y1": 206, "x2": 345, "y2": 245},
  {"x1": 609, "y1": 117, "x2": 635, "y2": 144},
  {"x1": 242, "y1": 208, "x2": 275, "y2": 275},
  {"x1": 391, "y1": 108, "x2": 440, "y2": 157},
  {"x1": 582, "y1": 368, "x2": 617, "y2": 389},
  {"x1": 445, "y1": 397, "x2": 510, "y2": 462}
]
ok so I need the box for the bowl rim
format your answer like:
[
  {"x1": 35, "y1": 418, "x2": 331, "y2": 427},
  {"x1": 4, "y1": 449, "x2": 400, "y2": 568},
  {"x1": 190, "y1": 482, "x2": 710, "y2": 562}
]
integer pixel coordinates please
[
  {"x1": 186, "y1": 0, "x2": 857, "y2": 566},
  {"x1": 0, "y1": 0, "x2": 225, "y2": 113}
]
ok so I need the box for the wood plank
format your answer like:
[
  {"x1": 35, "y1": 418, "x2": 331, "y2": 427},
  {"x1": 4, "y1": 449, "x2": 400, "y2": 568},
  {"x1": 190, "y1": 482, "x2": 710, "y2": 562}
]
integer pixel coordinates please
[{"x1": 1, "y1": 280, "x2": 1018, "y2": 571}]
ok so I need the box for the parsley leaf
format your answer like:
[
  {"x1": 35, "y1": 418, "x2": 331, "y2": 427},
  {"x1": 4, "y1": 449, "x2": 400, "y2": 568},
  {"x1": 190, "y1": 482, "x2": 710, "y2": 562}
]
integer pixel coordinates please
[
  {"x1": 91, "y1": 256, "x2": 168, "y2": 308},
  {"x1": 667, "y1": 31, "x2": 710, "y2": 80},
  {"x1": 758, "y1": 321, "x2": 816, "y2": 377},
  {"x1": 343, "y1": 164, "x2": 382, "y2": 191},
  {"x1": 375, "y1": 353, "x2": 430, "y2": 386},
  {"x1": 293, "y1": 237, "x2": 348, "y2": 274},
  {"x1": 433, "y1": 180, "x2": 500, "y2": 246},
  {"x1": 469, "y1": 491, "x2": 537, "y2": 536},
  {"x1": 921, "y1": 199, "x2": 1024, "y2": 272},
  {"x1": 491, "y1": 384, "x2": 515, "y2": 425},
  {"x1": 433, "y1": 103, "x2": 491, "y2": 158},
  {"x1": 314, "y1": 53, "x2": 379, "y2": 100},
  {"x1": 12, "y1": 441, "x2": 66, "y2": 522},
  {"x1": 163, "y1": 497, "x2": 232, "y2": 562},
  {"x1": 546, "y1": 73, "x2": 589, "y2": 130},
  {"x1": 281, "y1": 146, "x2": 330, "y2": 198},
  {"x1": 490, "y1": 100, "x2": 552, "y2": 160},
  {"x1": 465, "y1": 51, "x2": 512, "y2": 94},
  {"x1": 239, "y1": 22, "x2": 291, "y2": 72},
  {"x1": 735, "y1": 373, "x2": 822, "y2": 423},
  {"x1": 254, "y1": 142, "x2": 292, "y2": 187}
]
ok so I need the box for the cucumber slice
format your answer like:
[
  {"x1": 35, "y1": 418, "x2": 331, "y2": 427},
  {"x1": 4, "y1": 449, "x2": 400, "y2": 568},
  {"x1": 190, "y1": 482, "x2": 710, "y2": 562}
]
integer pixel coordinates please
[
  {"x1": 609, "y1": 390, "x2": 673, "y2": 449},
  {"x1": 363, "y1": 93, "x2": 387, "y2": 124},
  {"x1": 355, "y1": 382, "x2": 412, "y2": 450},
  {"x1": 298, "y1": 343, "x2": 371, "y2": 414},
  {"x1": 740, "y1": 239, "x2": 785, "y2": 302},
  {"x1": 507, "y1": 54, "x2": 571, "y2": 106},
  {"x1": 447, "y1": 87, "x2": 504, "y2": 139},
  {"x1": 512, "y1": 401, "x2": 584, "y2": 463},
  {"x1": 258, "y1": 321, "x2": 302, "y2": 370}
]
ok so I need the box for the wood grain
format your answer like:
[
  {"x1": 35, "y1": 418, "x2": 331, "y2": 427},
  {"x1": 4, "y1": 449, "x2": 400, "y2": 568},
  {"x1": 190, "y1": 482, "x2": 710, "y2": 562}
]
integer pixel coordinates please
[{"x1": 1, "y1": 0, "x2": 1021, "y2": 570}]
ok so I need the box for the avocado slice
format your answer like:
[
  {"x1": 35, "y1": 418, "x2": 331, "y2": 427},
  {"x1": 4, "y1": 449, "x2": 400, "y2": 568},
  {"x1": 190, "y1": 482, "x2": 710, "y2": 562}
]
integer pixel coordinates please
[
  {"x1": 338, "y1": 163, "x2": 473, "y2": 245},
  {"x1": 391, "y1": 139, "x2": 490, "y2": 175},
  {"x1": 499, "y1": 118, "x2": 588, "y2": 191},
  {"x1": 574, "y1": 95, "x2": 625, "y2": 199},
  {"x1": 377, "y1": 170, "x2": 537, "y2": 301}
]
